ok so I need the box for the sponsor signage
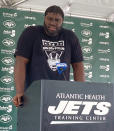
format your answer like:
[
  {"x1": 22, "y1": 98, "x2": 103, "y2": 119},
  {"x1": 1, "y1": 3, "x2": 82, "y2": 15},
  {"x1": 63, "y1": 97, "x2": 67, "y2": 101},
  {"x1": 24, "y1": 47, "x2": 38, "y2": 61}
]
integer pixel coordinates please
[
  {"x1": 0, "y1": 95, "x2": 12, "y2": 103},
  {"x1": 84, "y1": 63, "x2": 92, "y2": 70},
  {"x1": 81, "y1": 29, "x2": 92, "y2": 37},
  {"x1": 3, "y1": 12, "x2": 17, "y2": 18},
  {"x1": 1, "y1": 57, "x2": 14, "y2": 65},
  {"x1": 17, "y1": 80, "x2": 114, "y2": 131},
  {"x1": 0, "y1": 125, "x2": 13, "y2": 130},
  {"x1": 99, "y1": 32, "x2": 110, "y2": 39},
  {"x1": 80, "y1": 22, "x2": 93, "y2": 27},
  {"x1": 2, "y1": 38, "x2": 15, "y2": 47},
  {"x1": 3, "y1": 30, "x2": 15, "y2": 37},
  {"x1": 82, "y1": 46, "x2": 92, "y2": 54},
  {"x1": 98, "y1": 49, "x2": 110, "y2": 54},
  {"x1": 41, "y1": 81, "x2": 114, "y2": 131},
  {"x1": 24, "y1": 16, "x2": 36, "y2": 20},
  {"x1": 0, "y1": 105, "x2": 12, "y2": 113},
  {"x1": 3, "y1": 20, "x2": 16, "y2": 28},
  {"x1": 1, "y1": 66, "x2": 14, "y2": 74},
  {"x1": 1, "y1": 49, "x2": 15, "y2": 54},
  {"x1": 0, "y1": 86, "x2": 14, "y2": 92},
  {"x1": 0, "y1": 76, "x2": 13, "y2": 84},
  {"x1": 24, "y1": 23, "x2": 36, "y2": 28},
  {"x1": 81, "y1": 38, "x2": 92, "y2": 45},
  {"x1": 0, "y1": 114, "x2": 12, "y2": 123}
]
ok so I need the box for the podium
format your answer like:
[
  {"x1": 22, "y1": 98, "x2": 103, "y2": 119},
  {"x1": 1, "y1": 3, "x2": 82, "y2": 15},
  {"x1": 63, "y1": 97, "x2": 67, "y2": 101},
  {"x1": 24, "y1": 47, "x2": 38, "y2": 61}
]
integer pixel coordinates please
[{"x1": 17, "y1": 80, "x2": 114, "y2": 131}]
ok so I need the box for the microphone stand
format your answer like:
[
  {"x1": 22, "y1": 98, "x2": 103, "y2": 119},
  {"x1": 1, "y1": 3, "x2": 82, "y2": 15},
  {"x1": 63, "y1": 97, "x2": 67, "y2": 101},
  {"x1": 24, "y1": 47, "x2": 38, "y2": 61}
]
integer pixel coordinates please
[
  {"x1": 59, "y1": 67, "x2": 67, "y2": 81},
  {"x1": 63, "y1": 72, "x2": 67, "y2": 81}
]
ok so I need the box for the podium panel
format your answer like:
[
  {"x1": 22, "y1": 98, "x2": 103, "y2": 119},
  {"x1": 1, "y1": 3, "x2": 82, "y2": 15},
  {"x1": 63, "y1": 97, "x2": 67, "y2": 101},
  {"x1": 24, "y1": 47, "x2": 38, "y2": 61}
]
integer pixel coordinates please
[{"x1": 17, "y1": 80, "x2": 114, "y2": 131}]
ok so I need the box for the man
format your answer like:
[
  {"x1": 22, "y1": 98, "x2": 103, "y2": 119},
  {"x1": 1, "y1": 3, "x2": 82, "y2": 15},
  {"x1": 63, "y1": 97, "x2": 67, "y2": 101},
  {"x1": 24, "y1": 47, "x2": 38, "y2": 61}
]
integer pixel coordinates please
[{"x1": 13, "y1": 5, "x2": 85, "y2": 107}]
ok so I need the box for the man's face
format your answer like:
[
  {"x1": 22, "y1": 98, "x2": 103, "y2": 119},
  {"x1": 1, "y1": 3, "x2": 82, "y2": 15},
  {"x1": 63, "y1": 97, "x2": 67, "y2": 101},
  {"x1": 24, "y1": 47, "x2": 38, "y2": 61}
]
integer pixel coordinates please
[{"x1": 44, "y1": 12, "x2": 63, "y2": 36}]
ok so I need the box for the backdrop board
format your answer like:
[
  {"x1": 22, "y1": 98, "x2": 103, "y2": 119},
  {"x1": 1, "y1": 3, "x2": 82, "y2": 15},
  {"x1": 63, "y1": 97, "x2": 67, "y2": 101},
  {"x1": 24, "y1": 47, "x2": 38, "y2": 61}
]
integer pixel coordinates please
[
  {"x1": 0, "y1": 7, "x2": 114, "y2": 131},
  {"x1": 17, "y1": 80, "x2": 114, "y2": 131}
]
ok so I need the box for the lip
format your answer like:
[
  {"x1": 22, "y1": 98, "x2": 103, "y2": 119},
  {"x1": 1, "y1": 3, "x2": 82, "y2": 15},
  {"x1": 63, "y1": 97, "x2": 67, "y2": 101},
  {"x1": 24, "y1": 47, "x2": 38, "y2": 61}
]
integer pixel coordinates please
[{"x1": 48, "y1": 26, "x2": 56, "y2": 31}]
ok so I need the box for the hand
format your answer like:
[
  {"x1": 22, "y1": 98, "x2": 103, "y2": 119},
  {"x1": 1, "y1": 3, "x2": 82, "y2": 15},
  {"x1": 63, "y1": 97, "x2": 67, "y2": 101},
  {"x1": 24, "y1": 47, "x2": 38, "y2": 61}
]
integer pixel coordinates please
[{"x1": 13, "y1": 93, "x2": 24, "y2": 107}]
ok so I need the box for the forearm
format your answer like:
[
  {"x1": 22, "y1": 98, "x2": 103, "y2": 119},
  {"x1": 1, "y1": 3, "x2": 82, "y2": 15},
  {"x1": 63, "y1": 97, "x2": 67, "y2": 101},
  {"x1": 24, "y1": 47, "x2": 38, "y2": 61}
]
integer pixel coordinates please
[
  {"x1": 13, "y1": 56, "x2": 29, "y2": 107},
  {"x1": 14, "y1": 63, "x2": 26, "y2": 94},
  {"x1": 73, "y1": 68, "x2": 85, "y2": 81},
  {"x1": 72, "y1": 62, "x2": 85, "y2": 82},
  {"x1": 14, "y1": 58, "x2": 27, "y2": 94}
]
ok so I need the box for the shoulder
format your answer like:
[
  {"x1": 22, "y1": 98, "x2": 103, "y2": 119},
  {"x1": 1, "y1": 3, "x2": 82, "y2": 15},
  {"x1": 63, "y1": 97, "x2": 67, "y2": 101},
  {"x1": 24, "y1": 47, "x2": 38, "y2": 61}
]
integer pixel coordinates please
[
  {"x1": 23, "y1": 25, "x2": 43, "y2": 33},
  {"x1": 20, "y1": 25, "x2": 43, "y2": 39},
  {"x1": 61, "y1": 28, "x2": 78, "y2": 41},
  {"x1": 61, "y1": 28, "x2": 78, "y2": 37}
]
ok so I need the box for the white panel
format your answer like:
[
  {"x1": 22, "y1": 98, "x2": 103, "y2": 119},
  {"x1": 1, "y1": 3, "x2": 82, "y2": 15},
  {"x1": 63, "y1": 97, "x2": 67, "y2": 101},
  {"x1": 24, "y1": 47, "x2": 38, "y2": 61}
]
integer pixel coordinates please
[{"x1": 0, "y1": 0, "x2": 114, "y2": 20}]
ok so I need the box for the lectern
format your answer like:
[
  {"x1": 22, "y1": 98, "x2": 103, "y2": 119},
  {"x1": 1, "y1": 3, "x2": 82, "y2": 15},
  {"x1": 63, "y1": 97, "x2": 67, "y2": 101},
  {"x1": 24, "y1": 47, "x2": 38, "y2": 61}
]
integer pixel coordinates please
[{"x1": 17, "y1": 80, "x2": 114, "y2": 131}]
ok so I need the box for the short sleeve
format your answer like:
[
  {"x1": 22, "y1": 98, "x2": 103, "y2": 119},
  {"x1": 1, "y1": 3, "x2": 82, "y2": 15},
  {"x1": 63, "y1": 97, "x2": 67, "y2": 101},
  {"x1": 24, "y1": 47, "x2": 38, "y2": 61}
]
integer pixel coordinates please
[
  {"x1": 70, "y1": 31, "x2": 83, "y2": 63},
  {"x1": 14, "y1": 26, "x2": 37, "y2": 59}
]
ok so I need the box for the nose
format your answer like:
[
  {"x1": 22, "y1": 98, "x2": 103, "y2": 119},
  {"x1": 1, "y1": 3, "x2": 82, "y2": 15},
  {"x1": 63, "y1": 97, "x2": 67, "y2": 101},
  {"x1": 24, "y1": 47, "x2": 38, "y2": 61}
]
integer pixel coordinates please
[{"x1": 49, "y1": 19, "x2": 57, "y2": 26}]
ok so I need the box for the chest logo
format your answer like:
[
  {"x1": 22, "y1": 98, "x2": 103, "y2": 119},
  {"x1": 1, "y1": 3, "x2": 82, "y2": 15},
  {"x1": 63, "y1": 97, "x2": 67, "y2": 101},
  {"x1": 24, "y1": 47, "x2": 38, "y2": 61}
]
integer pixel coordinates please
[{"x1": 42, "y1": 40, "x2": 65, "y2": 71}]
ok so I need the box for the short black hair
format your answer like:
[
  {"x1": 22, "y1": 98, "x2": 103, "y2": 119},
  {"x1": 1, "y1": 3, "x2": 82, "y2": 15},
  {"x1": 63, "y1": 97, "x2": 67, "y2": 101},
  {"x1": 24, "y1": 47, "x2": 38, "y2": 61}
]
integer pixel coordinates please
[{"x1": 44, "y1": 5, "x2": 64, "y2": 19}]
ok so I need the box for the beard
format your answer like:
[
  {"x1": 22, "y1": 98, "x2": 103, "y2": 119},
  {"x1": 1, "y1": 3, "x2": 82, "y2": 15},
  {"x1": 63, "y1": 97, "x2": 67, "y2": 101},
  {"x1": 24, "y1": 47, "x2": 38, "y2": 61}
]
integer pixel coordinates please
[{"x1": 44, "y1": 22, "x2": 62, "y2": 36}]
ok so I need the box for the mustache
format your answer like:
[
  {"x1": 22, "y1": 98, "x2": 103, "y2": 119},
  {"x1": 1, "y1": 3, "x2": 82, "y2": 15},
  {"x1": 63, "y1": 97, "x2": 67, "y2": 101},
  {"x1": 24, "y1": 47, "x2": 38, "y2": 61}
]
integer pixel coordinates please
[
  {"x1": 43, "y1": 22, "x2": 62, "y2": 36},
  {"x1": 44, "y1": 22, "x2": 63, "y2": 28}
]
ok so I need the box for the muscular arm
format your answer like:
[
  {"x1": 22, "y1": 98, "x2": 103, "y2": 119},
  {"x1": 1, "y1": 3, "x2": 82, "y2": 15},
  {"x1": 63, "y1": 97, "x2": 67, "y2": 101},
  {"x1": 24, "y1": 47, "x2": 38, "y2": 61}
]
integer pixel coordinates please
[
  {"x1": 71, "y1": 62, "x2": 85, "y2": 82},
  {"x1": 13, "y1": 56, "x2": 29, "y2": 107}
]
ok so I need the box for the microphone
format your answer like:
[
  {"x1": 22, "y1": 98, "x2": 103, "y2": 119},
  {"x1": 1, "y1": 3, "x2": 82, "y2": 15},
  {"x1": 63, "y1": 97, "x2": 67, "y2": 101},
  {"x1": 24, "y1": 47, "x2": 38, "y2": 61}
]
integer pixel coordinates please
[
  {"x1": 19, "y1": 96, "x2": 24, "y2": 108},
  {"x1": 56, "y1": 63, "x2": 67, "y2": 80}
]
